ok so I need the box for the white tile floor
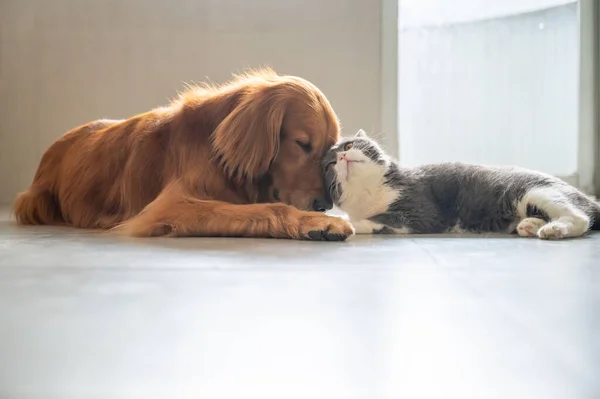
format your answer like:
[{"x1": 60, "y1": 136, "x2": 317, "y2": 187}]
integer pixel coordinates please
[{"x1": 1, "y1": 209, "x2": 599, "y2": 399}]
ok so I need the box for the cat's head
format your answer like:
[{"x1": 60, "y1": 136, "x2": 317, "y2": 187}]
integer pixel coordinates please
[{"x1": 322, "y1": 129, "x2": 390, "y2": 206}]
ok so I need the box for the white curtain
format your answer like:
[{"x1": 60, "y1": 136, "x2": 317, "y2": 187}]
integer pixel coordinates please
[{"x1": 398, "y1": 1, "x2": 579, "y2": 177}]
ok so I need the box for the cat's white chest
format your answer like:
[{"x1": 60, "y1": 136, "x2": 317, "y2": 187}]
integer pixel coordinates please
[{"x1": 338, "y1": 162, "x2": 399, "y2": 220}]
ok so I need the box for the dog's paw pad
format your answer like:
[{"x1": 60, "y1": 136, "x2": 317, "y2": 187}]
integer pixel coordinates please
[
  {"x1": 306, "y1": 230, "x2": 349, "y2": 241},
  {"x1": 299, "y1": 215, "x2": 354, "y2": 241}
]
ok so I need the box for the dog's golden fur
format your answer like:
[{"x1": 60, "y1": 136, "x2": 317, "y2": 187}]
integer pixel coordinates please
[{"x1": 13, "y1": 69, "x2": 354, "y2": 240}]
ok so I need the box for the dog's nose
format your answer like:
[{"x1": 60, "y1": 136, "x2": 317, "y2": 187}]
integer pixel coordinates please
[{"x1": 312, "y1": 197, "x2": 333, "y2": 212}]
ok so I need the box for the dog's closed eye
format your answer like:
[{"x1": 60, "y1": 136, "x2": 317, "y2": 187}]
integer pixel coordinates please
[{"x1": 296, "y1": 140, "x2": 312, "y2": 153}]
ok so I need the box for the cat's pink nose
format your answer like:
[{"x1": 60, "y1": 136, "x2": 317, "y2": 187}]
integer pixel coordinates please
[{"x1": 338, "y1": 152, "x2": 347, "y2": 161}]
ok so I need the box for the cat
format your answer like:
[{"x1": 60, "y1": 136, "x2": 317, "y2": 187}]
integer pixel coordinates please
[{"x1": 322, "y1": 129, "x2": 600, "y2": 239}]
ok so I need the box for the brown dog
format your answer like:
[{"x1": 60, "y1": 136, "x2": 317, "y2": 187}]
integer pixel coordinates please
[{"x1": 13, "y1": 69, "x2": 354, "y2": 241}]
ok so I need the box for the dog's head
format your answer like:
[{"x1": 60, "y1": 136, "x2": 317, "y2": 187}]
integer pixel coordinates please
[{"x1": 212, "y1": 70, "x2": 340, "y2": 212}]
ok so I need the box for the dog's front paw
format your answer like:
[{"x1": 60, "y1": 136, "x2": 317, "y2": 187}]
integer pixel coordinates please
[{"x1": 298, "y1": 215, "x2": 355, "y2": 241}]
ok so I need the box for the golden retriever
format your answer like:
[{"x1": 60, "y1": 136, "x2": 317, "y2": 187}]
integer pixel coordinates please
[{"x1": 13, "y1": 69, "x2": 354, "y2": 241}]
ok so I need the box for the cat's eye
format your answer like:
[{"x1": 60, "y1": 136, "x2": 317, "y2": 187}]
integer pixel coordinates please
[
  {"x1": 343, "y1": 142, "x2": 353, "y2": 151},
  {"x1": 296, "y1": 140, "x2": 312, "y2": 153}
]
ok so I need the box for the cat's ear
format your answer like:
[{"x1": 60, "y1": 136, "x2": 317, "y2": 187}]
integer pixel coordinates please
[{"x1": 355, "y1": 129, "x2": 368, "y2": 138}]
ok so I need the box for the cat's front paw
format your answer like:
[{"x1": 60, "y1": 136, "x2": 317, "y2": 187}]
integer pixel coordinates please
[
  {"x1": 351, "y1": 219, "x2": 396, "y2": 235},
  {"x1": 351, "y1": 219, "x2": 379, "y2": 234}
]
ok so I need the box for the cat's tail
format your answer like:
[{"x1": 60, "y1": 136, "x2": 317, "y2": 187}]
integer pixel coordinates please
[{"x1": 591, "y1": 201, "x2": 600, "y2": 230}]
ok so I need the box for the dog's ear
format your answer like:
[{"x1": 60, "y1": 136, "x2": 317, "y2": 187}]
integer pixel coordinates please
[{"x1": 212, "y1": 84, "x2": 286, "y2": 182}]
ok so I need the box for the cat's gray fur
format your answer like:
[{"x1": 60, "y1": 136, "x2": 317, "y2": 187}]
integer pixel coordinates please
[{"x1": 322, "y1": 130, "x2": 600, "y2": 239}]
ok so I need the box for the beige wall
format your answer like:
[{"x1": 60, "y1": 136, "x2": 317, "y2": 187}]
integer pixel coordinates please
[{"x1": 0, "y1": 0, "x2": 384, "y2": 205}]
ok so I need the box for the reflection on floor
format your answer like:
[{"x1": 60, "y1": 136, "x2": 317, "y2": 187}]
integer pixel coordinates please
[{"x1": 1, "y1": 210, "x2": 599, "y2": 399}]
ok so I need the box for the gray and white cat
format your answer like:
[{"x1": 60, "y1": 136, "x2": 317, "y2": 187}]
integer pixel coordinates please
[{"x1": 322, "y1": 130, "x2": 600, "y2": 239}]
